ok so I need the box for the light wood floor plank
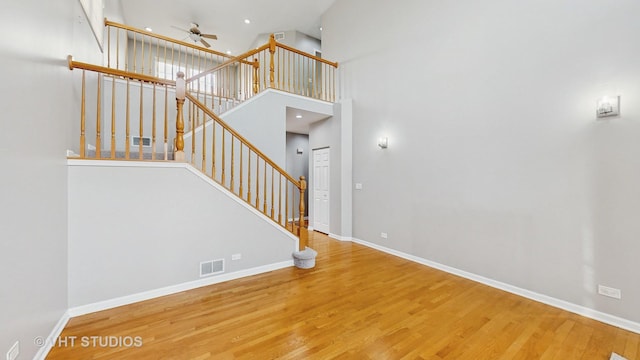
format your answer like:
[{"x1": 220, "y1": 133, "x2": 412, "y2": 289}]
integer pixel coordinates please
[{"x1": 47, "y1": 232, "x2": 640, "y2": 359}]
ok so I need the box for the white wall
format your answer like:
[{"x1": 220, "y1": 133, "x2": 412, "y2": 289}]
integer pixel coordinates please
[
  {"x1": 308, "y1": 100, "x2": 353, "y2": 238},
  {"x1": 68, "y1": 162, "x2": 296, "y2": 307},
  {"x1": 0, "y1": 1, "x2": 103, "y2": 358},
  {"x1": 189, "y1": 89, "x2": 334, "y2": 168},
  {"x1": 286, "y1": 132, "x2": 310, "y2": 214},
  {"x1": 323, "y1": 0, "x2": 640, "y2": 323}
]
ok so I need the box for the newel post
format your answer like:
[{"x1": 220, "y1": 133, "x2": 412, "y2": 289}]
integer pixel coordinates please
[
  {"x1": 298, "y1": 176, "x2": 307, "y2": 248},
  {"x1": 175, "y1": 71, "x2": 186, "y2": 162},
  {"x1": 269, "y1": 34, "x2": 276, "y2": 88},
  {"x1": 252, "y1": 58, "x2": 260, "y2": 94}
]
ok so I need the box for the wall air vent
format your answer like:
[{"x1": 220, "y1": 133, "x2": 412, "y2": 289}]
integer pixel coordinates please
[
  {"x1": 274, "y1": 32, "x2": 285, "y2": 41},
  {"x1": 132, "y1": 136, "x2": 151, "y2": 147},
  {"x1": 200, "y1": 259, "x2": 225, "y2": 277}
]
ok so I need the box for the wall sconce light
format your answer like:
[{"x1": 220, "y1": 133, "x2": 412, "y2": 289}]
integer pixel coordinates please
[
  {"x1": 378, "y1": 137, "x2": 388, "y2": 149},
  {"x1": 597, "y1": 95, "x2": 620, "y2": 118}
]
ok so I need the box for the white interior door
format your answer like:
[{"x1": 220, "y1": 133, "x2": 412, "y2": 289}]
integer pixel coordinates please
[{"x1": 313, "y1": 148, "x2": 330, "y2": 234}]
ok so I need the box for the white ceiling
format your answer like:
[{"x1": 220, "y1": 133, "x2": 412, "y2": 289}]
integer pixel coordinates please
[
  {"x1": 111, "y1": 0, "x2": 337, "y2": 56},
  {"x1": 286, "y1": 107, "x2": 331, "y2": 135}
]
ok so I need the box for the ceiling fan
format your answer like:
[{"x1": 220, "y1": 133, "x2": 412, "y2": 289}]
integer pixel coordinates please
[{"x1": 171, "y1": 22, "x2": 217, "y2": 48}]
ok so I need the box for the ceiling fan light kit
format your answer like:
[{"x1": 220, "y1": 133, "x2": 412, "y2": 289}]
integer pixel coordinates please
[{"x1": 171, "y1": 22, "x2": 217, "y2": 48}]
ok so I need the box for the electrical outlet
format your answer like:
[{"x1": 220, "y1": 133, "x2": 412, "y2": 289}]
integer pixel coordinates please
[
  {"x1": 380, "y1": 232, "x2": 388, "y2": 239},
  {"x1": 231, "y1": 253, "x2": 242, "y2": 261},
  {"x1": 598, "y1": 285, "x2": 621, "y2": 299},
  {"x1": 7, "y1": 341, "x2": 19, "y2": 360}
]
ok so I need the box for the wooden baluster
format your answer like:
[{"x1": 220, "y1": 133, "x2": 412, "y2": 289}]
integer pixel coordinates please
[
  {"x1": 211, "y1": 122, "x2": 216, "y2": 180},
  {"x1": 291, "y1": 185, "x2": 295, "y2": 232},
  {"x1": 174, "y1": 72, "x2": 185, "y2": 162},
  {"x1": 288, "y1": 50, "x2": 292, "y2": 92},
  {"x1": 141, "y1": 34, "x2": 145, "y2": 74},
  {"x1": 298, "y1": 176, "x2": 307, "y2": 247},
  {"x1": 107, "y1": 26, "x2": 111, "y2": 68},
  {"x1": 231, "y1": 137, "x2": 235, "y2": 193},
  {"x1": 239, "y1": 143, "x2": 243, "y2": 198},
  {"x1": 95, "y1": 74, "x2": 102, "y2": 159},
  {"x1": 190, "y1": 102, "x2": 195, "y2": 165},
  {"x1": 278, "y1": 174, "x2": 282, "y2": 225},
  {"x1": 262, "y1": 51, "x2": 267, "y2": 90},
  {"x1": 285, "y1": 182, "x2": 289, "y2": 229},
  {"x1": 270, "y1": 167, "x2": 274, "y2": 219},
  {"x1": 125, "y1": 79, "x2": 130, "y2": 159},
  {"x1": 133, "y1": 33, "x2": 137, "y2": 72},
  {"x1": 252, "y1": 59, "x2": 259, "y2": 94},
  {"x1": 269, "y1": 34, "x2": 276, "y2": 88},
  {"x1": 124, "y1": 30, "x2": 129, "y2": 71},
  {"x1": 164, "y1": 86, "x2": 168, "y2": 160},
  {"x1": 221, "y1": 128, "x2": 226, "y2": 186},
  {"x1": 152, "y1": 84, "x2": 156, "y2": 160},
  {"x1": 202, "y1": 106, "x2": 206, "y2": 172},
  {"x1": 263, "y1": 161, "x2": 267, "y2": 214},
  {"x1": 139, "y1": 80, "x2": 144, "y2": 160},
  {"x1": 80, "y1": 70, "x2": 86, "y2": 158},
  {"x1": 110, "y1": 76, "x2": 116, "y2": 158},
  {"x1": 116, "y1": 28, "x2": 120, "y2": 70},
  {"x1": 255, "y1": 157, "x2": 260, "y2": 209},
  {"x1": 247, "y1": 149, "x2": 252, "y2": 203}
]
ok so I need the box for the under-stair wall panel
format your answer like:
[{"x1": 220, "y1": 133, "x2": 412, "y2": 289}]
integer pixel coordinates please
[{"x1": 68, "y1": 162, "x2": 297, "y2": 308}]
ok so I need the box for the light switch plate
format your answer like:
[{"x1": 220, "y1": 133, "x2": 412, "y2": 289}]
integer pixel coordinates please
[{"x1": 597, "y1": 96, "x2": 620, "y2": 118}]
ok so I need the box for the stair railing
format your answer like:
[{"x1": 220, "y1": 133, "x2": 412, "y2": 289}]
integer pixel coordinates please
[
  {"x1": 186, "y1": 34, "x2": 338, "y2": 123},
  {"x1": 67, "y1": 56, "x2": 177, "y2": 160},
  {"x1": 180, "y1": 85, "x2": 308, "y2": 248},
  {"x1": 104, "y1": 20, "x2": 233, "y2": 82}
]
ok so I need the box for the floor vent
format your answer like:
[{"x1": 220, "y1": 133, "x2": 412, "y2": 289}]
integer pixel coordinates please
[
  {"x1": 274, "y1": 32, "x2": 285, "y2": 41},
  {"x1": 200, "y1": 259, "x2": 225, "y2": 277}
]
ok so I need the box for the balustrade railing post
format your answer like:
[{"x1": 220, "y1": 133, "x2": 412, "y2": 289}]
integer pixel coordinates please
[
  {"x1": 269, "y1": 34, "x2": 276, "y2": 88},
  {"x1": 252, "y1": 59, "x2": 260, "y2": 94},
  {"x1": 175, "y1": 71, "x2": 186, "y2": 162},
  {"x1": 298, "y1": 176, "x2": 307, "y2": 250}
]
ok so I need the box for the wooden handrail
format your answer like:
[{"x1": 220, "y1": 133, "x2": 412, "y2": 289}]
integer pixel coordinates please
[
  {"x1": 275, "y1": 43, "x2": 338, "y2": 68},
  {"x1": 186, "y1": 43, "x2": 270, "y2": 84},
  {"x1": 105, "y1": 19, "x2": 232, "y2": 59},
  {"x1": 185, "y1": 92, "x2": 302, "y2": 188},
  {"x1": 68, "y1": 55, "x2": 176, "y2": 87}
]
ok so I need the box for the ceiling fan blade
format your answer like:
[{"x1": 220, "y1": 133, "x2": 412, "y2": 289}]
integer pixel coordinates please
[
  {"x1": 170, "y1": 25, "x2": 191, "y2": 34},
  {"x1": 201, "y1": 34, "x2": 218, "y2": 40},
  {"x1": 200, "y1": 38, "x2": 212, "y2": 48}
]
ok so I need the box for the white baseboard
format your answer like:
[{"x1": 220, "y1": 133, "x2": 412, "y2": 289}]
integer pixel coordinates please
[
  {"x1": 68, "y1": 260, "x2": 293, "y2": 317},
  {"x1": 33, "y1": 310, "x2": 70, "y2": 360},
  {"x1": 351, "y1": 238, "x2": 640, "y2": 335},
  {"x1": 329, "y1": 233, "x2": 352, "y2": 242}
]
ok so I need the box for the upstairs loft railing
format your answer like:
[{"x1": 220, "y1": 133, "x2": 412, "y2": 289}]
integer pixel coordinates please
[
  {"x1": 67, "y1": 56, "x2": 177, "y2": 161},
  {"x1": 105, "y1": 20, "x2": 337, "y2": 115},
  {"x1": 104, "y1": 20, "x2": 233, "y2": 83},
  {"x1": 187, "y1": 34, "x2": 338, "y2": 120}
]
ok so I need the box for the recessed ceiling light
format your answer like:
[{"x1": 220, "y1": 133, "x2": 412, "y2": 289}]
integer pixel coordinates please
[
  {"x1": 226, "y1": 50, "x2": 232, "y2": 55},
  {"x1": 145, "y1": 27, "x2": 153, "y2": 32},
  {"x1": 296, "y1": 115, "x2": 302, "y2": 119},
  {"x1": 244, "y1": 19, "x2": 251, "y2": 24},
  {"x1": 320, "y1": 27, "x2": 323, "y2": 31}
]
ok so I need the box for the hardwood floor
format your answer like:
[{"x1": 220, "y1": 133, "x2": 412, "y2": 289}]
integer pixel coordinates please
[{"x1": 48, "y1": 231, "x2": 640, "y2": 359}]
